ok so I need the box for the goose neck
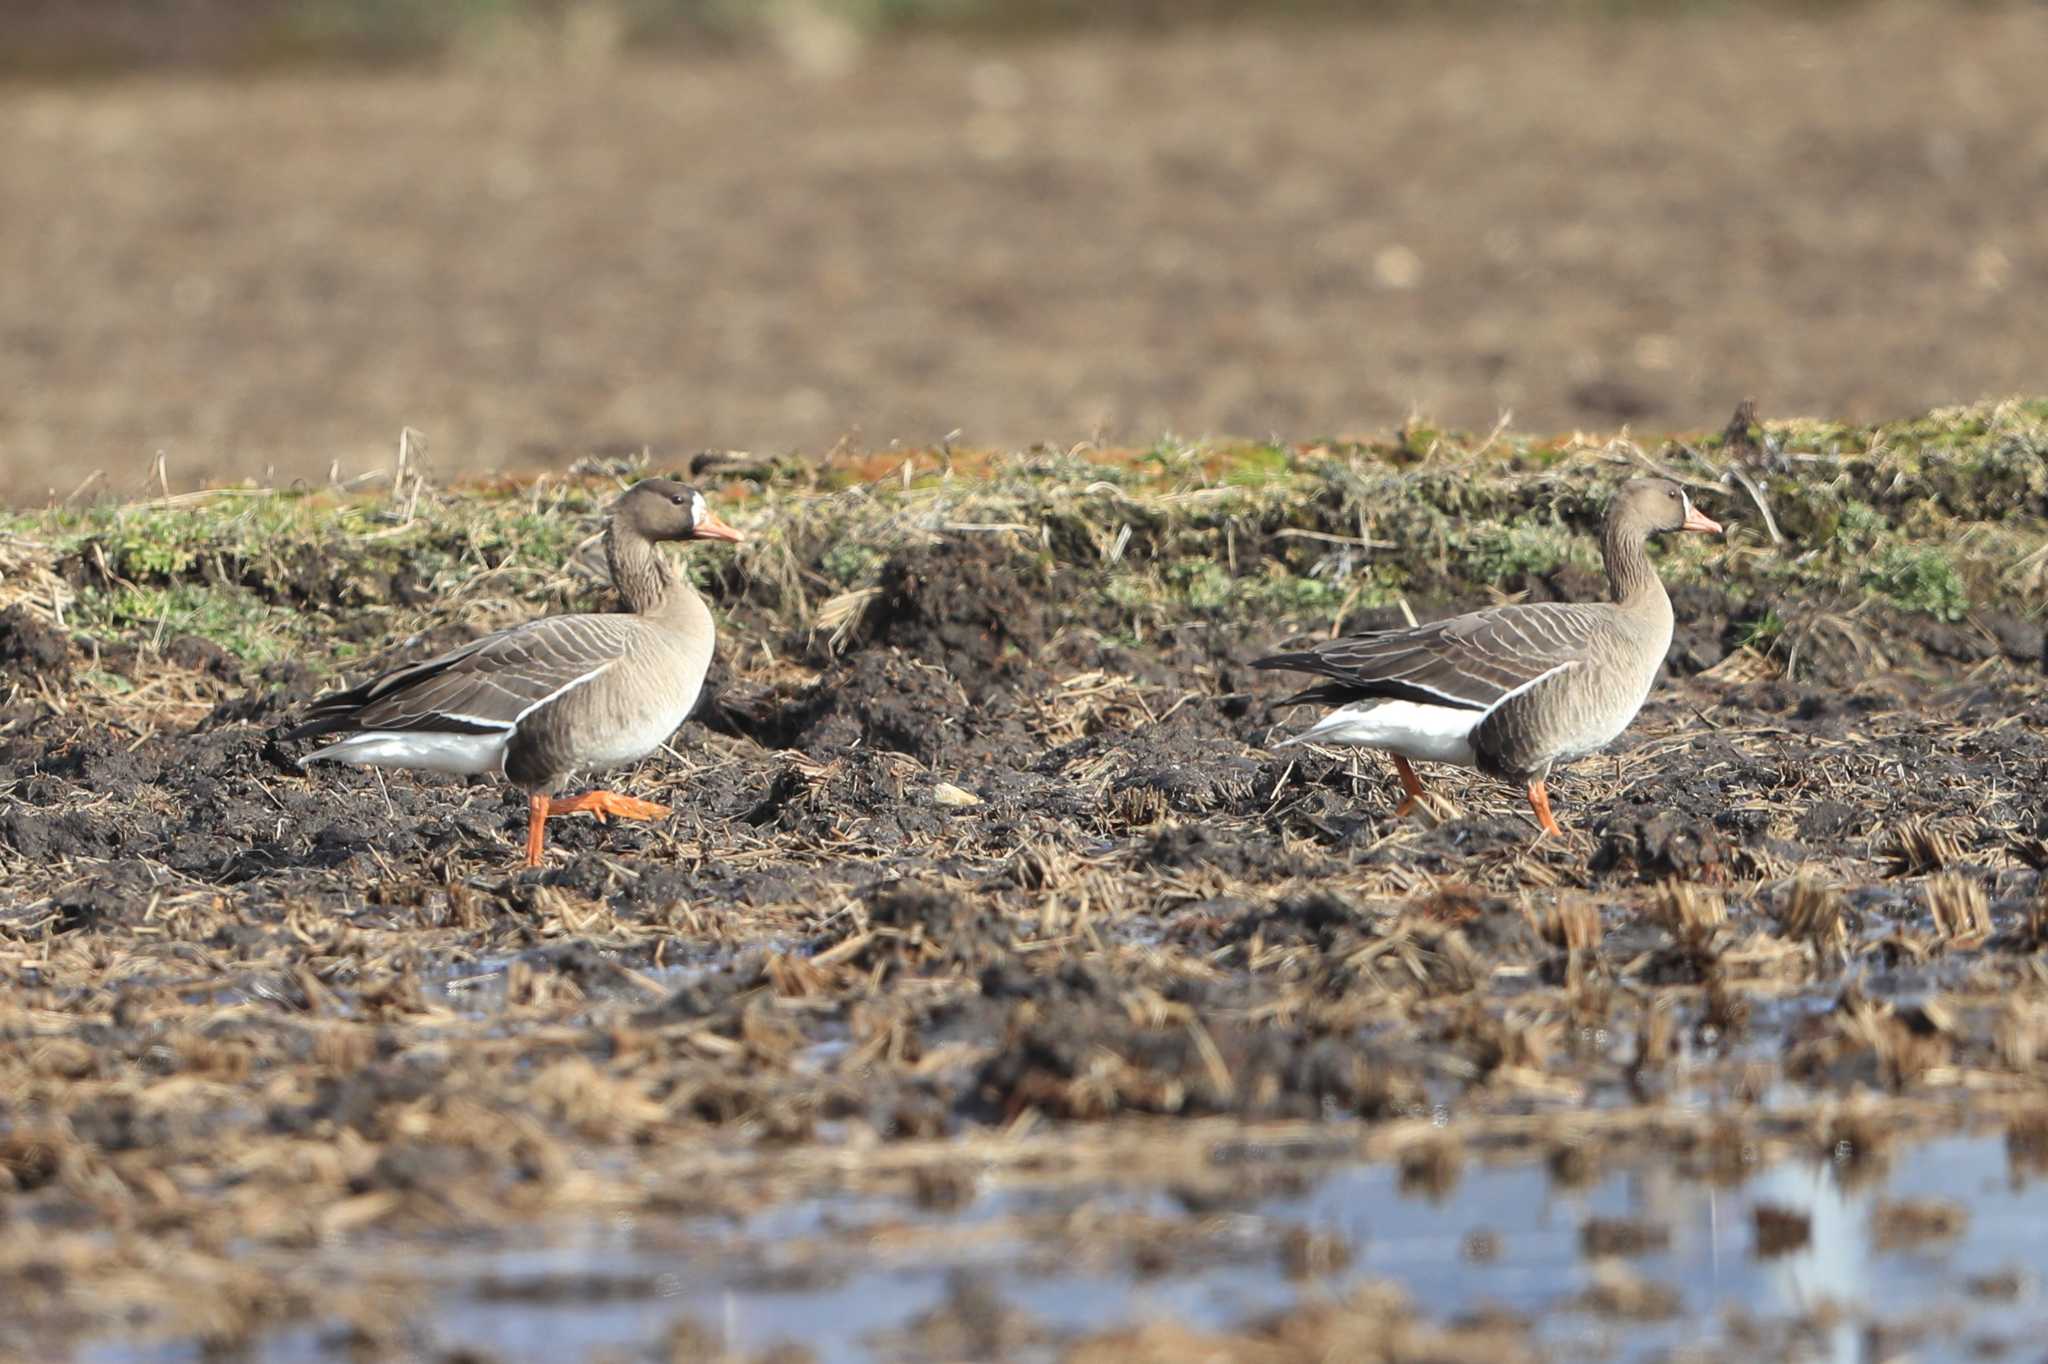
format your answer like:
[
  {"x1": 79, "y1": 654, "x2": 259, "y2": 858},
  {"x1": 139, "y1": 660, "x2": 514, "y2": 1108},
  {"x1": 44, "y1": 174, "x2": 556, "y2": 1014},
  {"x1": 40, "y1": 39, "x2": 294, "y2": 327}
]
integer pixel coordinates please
[
  {"x1": 1603, "y1": 521, "x2": 1666, "y2": 611},
  {"x1": 606, "y1": 522, "x2": 683, "y2": 616}
]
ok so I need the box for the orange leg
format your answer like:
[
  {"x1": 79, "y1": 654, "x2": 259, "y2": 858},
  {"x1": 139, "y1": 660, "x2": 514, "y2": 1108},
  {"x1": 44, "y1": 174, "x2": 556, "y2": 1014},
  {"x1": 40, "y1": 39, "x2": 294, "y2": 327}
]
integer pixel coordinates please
[
  {"x1": 522, "y1": 790, "x2": 672, "y2": 867},
  {"x1": 1526, "y1": 778, "x2": 1564, "y2": 839},
  {"x1": 1391, "y1": 755, "x2": 1429, "y2": 817},
  {"x1": 546, "y1": 790, "x2": 671, "y2": 823},
  {"x1": 525, "y1": 792, "x2": 548, "y2": 867}
]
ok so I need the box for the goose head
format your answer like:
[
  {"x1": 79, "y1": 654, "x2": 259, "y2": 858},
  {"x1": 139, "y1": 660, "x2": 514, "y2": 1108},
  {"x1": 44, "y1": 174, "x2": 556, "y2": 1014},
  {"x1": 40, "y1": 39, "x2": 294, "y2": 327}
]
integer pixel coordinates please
[
  {"x1": 1611, "y1": 477, "x2": 1723, "y2": 538},
  {"x1": 615, "y1": 478, "x2": 746, "y2": 544}
]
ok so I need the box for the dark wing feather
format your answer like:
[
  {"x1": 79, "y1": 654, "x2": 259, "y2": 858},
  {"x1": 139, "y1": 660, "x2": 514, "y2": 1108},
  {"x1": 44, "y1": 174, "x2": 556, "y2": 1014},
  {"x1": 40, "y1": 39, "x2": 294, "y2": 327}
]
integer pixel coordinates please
[
  {"x1": 1253, "y1": 603, "x2": 1606, "y2": 713},
  {"x1": 283, "y1": 614, "x2": 641, "y2": 742}
]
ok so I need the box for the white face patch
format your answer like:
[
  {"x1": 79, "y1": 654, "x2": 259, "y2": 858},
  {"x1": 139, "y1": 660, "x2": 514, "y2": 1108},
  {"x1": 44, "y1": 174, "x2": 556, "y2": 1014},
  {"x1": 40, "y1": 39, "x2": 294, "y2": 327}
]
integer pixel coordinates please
[{"x1": 691, "y1": 491, "x2": 707, "y2": 526}]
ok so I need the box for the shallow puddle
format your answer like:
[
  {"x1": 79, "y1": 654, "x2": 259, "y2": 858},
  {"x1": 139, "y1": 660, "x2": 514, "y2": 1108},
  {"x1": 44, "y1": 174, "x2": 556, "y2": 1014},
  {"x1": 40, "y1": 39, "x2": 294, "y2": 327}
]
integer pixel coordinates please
[{"x1": 76, "y1": 1128, "x2": 2041, "y2": 1363}]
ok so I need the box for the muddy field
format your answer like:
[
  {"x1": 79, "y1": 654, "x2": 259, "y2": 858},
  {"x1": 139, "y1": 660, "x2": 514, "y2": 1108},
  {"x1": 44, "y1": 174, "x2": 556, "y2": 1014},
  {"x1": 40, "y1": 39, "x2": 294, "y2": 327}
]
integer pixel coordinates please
[
  {"x1": 6, "y1": 6, "x2": 2048, "y2": 502},
  {"x1": 1, "y1": 405, "x2": 2046, "y2": 1359}
]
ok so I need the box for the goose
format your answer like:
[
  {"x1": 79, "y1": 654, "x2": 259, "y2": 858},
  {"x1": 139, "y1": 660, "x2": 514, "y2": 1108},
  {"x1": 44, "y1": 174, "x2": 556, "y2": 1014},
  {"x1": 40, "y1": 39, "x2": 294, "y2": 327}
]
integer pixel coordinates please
[
  {"x1": 284, "y1": 478, "x2": 744, "y2": 866},
  {"x1": 1254, "y1": 477, "x2": 1722, "y2": 836}
]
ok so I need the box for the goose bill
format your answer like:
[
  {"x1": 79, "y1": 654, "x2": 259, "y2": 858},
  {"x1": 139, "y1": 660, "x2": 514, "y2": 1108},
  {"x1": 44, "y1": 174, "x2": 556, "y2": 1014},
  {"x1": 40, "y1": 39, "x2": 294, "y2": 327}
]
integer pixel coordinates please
[
  {"x1": 694, "y1": 510, "x2": 746, "y2": 542},
  {"x1": 1681, "y1": 504, "x2": 1723, "y2": 534}
]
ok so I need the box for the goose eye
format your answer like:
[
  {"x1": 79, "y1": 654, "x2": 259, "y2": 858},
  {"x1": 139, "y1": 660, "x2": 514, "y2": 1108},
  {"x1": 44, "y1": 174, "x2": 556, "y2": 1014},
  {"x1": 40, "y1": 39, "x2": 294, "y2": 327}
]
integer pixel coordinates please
[{"x1": 670, "y1": 492, "x2": 688, "y2": 506}]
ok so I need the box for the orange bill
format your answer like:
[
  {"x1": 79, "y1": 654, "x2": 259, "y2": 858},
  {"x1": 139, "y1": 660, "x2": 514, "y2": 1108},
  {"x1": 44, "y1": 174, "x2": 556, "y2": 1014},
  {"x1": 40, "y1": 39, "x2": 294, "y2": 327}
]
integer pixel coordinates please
[
  {"x1": 1682, "y1": 504, "x2": 1723, "y2": 534},
  {"x1": 694, "y1": 509, "x2": 746, "y2": 542}
]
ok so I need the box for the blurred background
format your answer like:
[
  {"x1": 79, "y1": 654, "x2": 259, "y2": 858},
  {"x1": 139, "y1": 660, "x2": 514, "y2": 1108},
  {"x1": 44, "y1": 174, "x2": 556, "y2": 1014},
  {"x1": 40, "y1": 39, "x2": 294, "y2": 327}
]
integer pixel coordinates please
[{"x1": 2, "y1": 0, "x2": 2044, "y2": 502}]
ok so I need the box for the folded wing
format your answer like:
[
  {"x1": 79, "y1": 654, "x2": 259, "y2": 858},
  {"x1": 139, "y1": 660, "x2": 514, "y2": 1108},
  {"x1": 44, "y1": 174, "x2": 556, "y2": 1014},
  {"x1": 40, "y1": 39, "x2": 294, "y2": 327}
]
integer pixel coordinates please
[
  {"x1": 1252, "y1": 603, "x2": 1605, "y2": 714},
  {"x1": 284, "y1": 614, "x2": 641, "y2": 741}
]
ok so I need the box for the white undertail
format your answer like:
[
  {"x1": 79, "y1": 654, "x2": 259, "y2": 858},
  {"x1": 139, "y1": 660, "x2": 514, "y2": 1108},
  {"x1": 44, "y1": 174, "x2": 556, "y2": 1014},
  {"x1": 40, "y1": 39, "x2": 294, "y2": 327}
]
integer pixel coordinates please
[{"x1": 299, "y1": 730, "x2": 511, "y2": 776}]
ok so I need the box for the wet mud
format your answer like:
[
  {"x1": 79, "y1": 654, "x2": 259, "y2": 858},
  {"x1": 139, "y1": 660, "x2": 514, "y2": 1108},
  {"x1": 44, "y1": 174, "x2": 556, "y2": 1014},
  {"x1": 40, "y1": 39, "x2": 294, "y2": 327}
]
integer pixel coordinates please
[{"x1": 3, "y1": 503, "x2": 2048, "y2": 1360}]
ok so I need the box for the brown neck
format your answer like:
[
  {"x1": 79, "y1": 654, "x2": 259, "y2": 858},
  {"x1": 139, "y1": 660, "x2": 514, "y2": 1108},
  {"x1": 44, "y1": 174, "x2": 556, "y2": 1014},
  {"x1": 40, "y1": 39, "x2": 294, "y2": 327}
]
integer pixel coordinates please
[
  {"x1": 605, "y1": 521, "x2": 679, "y2": 615},
  {"x1": 1603, "y1": 519, "x2": 1664, "y2": 610}
]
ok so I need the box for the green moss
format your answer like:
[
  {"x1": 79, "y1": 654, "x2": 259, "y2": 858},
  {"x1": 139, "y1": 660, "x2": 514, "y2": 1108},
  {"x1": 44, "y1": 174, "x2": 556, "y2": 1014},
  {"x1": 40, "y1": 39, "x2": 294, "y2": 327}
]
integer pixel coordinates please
[
  {"x1": 1248, "y1": 570, "x2": 1349, "y2": 616},
  {"x1": 77, "y1": 668, "x2": 136, "y2": 696},
  {"x1": 1217, "y1": 443, "x2": 1295, "y2": 487},
  {"x1": 1834, "y1": 500, "x2": 1888, "y2": 550},
  {"x1": 1393, "y1": 423, "x2": 1443, "y2": 465},
  {"x1": 1124, "y1": 555, "x2": 1371, "y2": 624},
  {"x1": 1102, "y1": 575, "x2": 1154, "y2": 616},
  {"x1": 1773, "y1": 417, "x2": 1869, "y2": 457},
  {"x1": 1245, "y1": 561, "x2": 1392, "y2": 614},
  {"x1": 1163, "y1": 560, "x2": 1235, "y2": 613},
  {"x1": 76, "y1": 582, "x2": 298, "y2": 662},
  {"x1": 821, "y1": 541, "x2": 885, "y2": 587},
  {"x1": 1457, "y1": 520, "x2": 1581, "y2": 583},
  {"x1": 1861, "y1": 546, "x2": 1968, "y2": 622},
  {"x1": 1735, "y1": 608, "x2": 1787, "y2": 650},
  {"x1": 461, "y1": 509, "x2": 591, "y2": 573},
  {"x1": 9, "y1": 398, "x2": 2044, "y2": 687}
]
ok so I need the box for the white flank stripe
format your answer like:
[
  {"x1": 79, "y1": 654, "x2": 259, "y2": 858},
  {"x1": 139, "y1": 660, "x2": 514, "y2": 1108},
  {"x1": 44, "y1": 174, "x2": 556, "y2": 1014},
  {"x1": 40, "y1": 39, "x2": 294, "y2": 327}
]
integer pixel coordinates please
[
  {"x1": 1480, "y1": 660, "x2": 1579, "y2": 715},
  {"x1": 513, "y1": 663, "x2": 615, "y2": 725},
  {"x1": 435, "y1": 712, "x2": 517, "y2": 732},
  {"x1": 1374, "y1": 672, "x2": 1493, "y2": 709}
]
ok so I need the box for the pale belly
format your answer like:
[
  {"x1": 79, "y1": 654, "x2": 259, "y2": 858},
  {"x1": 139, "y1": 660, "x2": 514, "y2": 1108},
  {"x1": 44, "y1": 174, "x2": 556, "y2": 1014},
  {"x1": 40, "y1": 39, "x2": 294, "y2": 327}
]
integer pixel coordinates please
[
  {"x1": 561, "y1": 671, "x2": 712, "y2": 774},
  {"x1": 1549, "y1": 675, "x2": 1657, "y2": 763},
  {"x1": 566, "y1": 684, "x2": 703, "y2": 775}
]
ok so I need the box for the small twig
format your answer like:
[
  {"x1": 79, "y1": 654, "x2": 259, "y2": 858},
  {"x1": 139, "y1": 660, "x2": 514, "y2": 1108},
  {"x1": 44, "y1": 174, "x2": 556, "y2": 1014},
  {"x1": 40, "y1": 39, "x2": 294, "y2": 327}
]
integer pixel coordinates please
[
  {"x1": 1273, "y1": 528, "x2": 1397, "y2": 549},
  {"x1": 1473, "y1": 408, "x2": 1514, "y2": 458},
  {"x1": 63, "y1": 469, "x2": 106, "y2": 505}
]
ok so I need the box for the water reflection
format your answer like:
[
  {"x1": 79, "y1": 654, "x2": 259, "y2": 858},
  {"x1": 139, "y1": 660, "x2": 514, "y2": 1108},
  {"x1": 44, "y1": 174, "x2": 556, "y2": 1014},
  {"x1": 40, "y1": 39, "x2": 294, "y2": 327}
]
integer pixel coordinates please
[{"x1": 80, "y1": 1131, "x2": 2048, "y2": 1362}]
